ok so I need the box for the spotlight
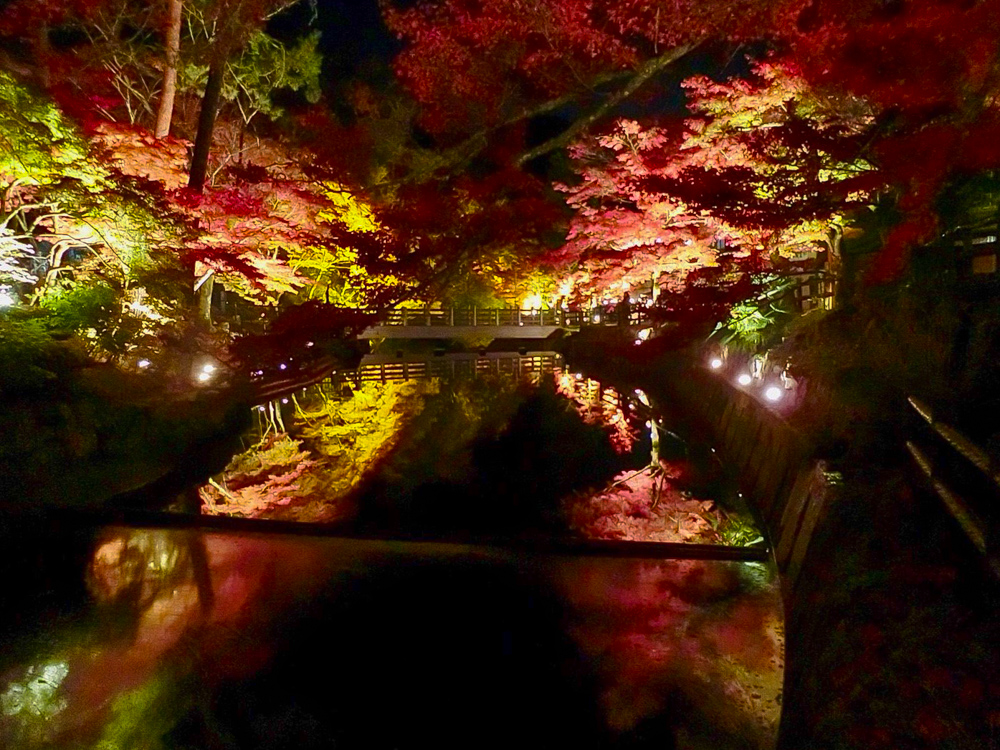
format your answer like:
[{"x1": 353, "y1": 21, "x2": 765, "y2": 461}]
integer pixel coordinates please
[
  {"x1": 137, "y1": 359, "x2": 151, "y2": 369},
  {"x1": 737, "y1": 373, "x2": 752, "y2": 386},
  {"x1": 765, "y1": 386, "x2": 783, "y2": 402},
  {"x1": 709, "y1": 358, "x2": 723, "y2": 369}
]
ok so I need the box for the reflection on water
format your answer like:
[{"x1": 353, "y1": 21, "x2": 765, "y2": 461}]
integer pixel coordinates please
[
  {"x1": 200, "y1": 367, "x2": 649, "y2": 532},
  {"x1": 0, "y1": 525, "x2": 782, "y2": 749}
]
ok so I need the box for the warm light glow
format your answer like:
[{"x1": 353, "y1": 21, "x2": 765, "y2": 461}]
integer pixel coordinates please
[
  {"x1": 137, "y1": 359, "x2": 151, "y2": 369},
  {"x1": 637, "y1": 328, "x2": 651, "y2": 341},
  {"x1": 765, "y1": 386, "x2": 783, "y2": 402},
  {"x1": 522, "y1": 293, "x2": 543, "y2": 310},
  {"x1": 709, "y1": 358, "x2": 723, "y2": 369},
  {"x1": 202, "y1": 363, "x2": 216, "y2": 374},
  {"x1": 593, "y1": 313, "x2": 601, "y2": 323},
  {"x1": 737, "y1": 373, "x2": 752, "y2": 386},
  {"x1": 197, "y1": 372, "x2": 212, "y2": 383}
]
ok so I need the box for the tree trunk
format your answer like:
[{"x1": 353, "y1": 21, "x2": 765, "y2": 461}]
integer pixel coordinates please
[
  {"x1": 154, "y1": 0, "x2": 183, "y2": 138},
  {"x1": 197, "y1": 272, "x2": 214, "y2": 326},
  {"x1": 188, "y1": 57, "x2": 227, "y2": 191}
]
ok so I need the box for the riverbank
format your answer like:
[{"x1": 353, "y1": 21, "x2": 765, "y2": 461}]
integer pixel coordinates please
[{"x1": 560, "y1": 327, "x2": 1000, "y2": 749}]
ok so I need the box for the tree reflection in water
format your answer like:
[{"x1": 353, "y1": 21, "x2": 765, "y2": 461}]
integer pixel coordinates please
[{"x1": 1, "y1": 526, "x2": 782, "y2": 750}]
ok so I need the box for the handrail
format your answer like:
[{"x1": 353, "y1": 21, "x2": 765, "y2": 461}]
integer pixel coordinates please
[
  {"x1": 906, "y1": 395, "x2": 1000, "y2": 578},
  {"x1": 374, "y1": 306, "x2": 650, "y2": 328}
]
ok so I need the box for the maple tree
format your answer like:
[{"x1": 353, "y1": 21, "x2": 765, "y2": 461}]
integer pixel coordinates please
[
  {"x1": 383, "y1": 0, "x2": 1000, "y2": 288},
  {"x1": 546, "y1": 58, "x2": 877, "y2": 314}
]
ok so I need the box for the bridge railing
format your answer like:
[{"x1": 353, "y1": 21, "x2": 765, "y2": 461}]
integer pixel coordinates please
[
  {"x1": 377, "y1": 307, "x2": 653, "y2": 328},
  {"x1": 379, "y1": 307, "x2": 595, "y2": 328},
  {"x1": 336, "y1": 353, "x2": 564, "y2": 385}
]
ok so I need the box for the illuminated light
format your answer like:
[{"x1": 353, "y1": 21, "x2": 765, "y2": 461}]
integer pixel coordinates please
[
  {"x1": 257, "y1": 406, "x2": 265, "y2": 411},
  {"x1": 305, "y1": 341, "x2": 314, "y2": 347},
  {"x1": 634, "y1": 338, "x2": 642, "y2": 345},
  {"x1": 764, "y1": 386, "x2": 783, "y2": 402},
  {"x1": 202, "y1": 363, "x2": 216, "y2": 374},
  {"x1": 593, "y1": 313, "x2": 601, "y2": 323},
  {"x1": 0, "y1": 286, "x2": 15, "y2": 307},
  {"x1": 281, "y1": 398, "x2": 289, "y2": 404},
  {"x1": 137, "y1": 359, "x2": 151, "y2": 369},
  {"x1": 523, "y1": 293, "x2": 543, "y2": 310},
  {"x1": 575, "y1": 373, "x2": 583, "y2": 380},
  {"x1": 197, "y1": 371, "x2": 212, "y2": 383},
  {"x1": 279, "y1": 363, "x2": 287, "y2": 370},
  {"x1": 709, "y1": 358, "x2": 723, "y2": 369},
  {"x1": 634, "y1": 389, "x2": 649, "y2": 406},
  {"x1": 737, "y1": 373, "x2": 752, "y2": 386},
  {"x1": 637, "y1": 328, "x2": 651, "y2": 341}
]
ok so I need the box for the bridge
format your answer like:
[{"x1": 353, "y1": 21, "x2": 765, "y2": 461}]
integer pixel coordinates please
[
  {"x1": 359, "y1": 306, "x2": 647, "y2": 339},
  {"x1": 250, "y1": 351, "x2": 566, "y2": 404}
]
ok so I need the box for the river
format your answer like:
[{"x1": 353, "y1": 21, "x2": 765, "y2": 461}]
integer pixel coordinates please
[{"x1": 0, "y1": 357, "x2": 783, "y2": 749}]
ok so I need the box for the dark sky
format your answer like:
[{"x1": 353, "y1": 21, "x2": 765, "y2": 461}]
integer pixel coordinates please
[{"x1": 269, "y1": 0, "x2": 400, "y2": 91}]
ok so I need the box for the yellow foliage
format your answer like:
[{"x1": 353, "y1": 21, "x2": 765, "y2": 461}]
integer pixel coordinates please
[{"x1": 318, "y1": 183, "x2": 381, "y2": 233}]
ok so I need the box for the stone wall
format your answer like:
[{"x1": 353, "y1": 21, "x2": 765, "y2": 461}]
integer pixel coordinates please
[{"x1": 664, "y1": 364, "x2": 839, "y2": 591}]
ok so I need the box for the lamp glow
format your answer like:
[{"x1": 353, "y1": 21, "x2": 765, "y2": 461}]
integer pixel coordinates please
[
  {"x1": 137, "y1": 359, "x2": 151, "y2": 369},
  {"x1": 593, "y1": 313, "x2": 601, "y2": 324},
  {"x1": 737, "y1": 373, "x2": 752, "y2": 386},
  {"x1": 202, "y1": 363, "x2": 216, "y2": 373},
  {"x1": 197, "y1": 371, "x2": 212, "y2": 383},
  {"x1": 709, "y1": 358, "x2": 723, "y2": 369},
  {"x1": 765, "y1": 386, "x2": 783, "y2": 402}
]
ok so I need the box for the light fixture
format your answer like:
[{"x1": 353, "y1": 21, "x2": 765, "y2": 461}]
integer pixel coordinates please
[
  {"x1": 737, "y1": 373, "x2": 752, "y2": 386},
  {"x1": 593, "y1": 313, "x2": 601, "y2": 324},
  {"x1": 137, "y1": 359, "x2": 151, "y2": 369},
  {"x1": 197, "y1": 371, "x2": 212, "y2": 383},
  {"x1": 709, "y1": 358, "x2": 723, "y2": 369},
  {"x1": 279, "y1": 363, "x2": 287, "y2": 370},
  {"x1": 764, "y1": 386, "x2": 783, "y2": 402},
  {"x1": 281, "y1": 398, "x2": 289, "y2": 404},
  {"x1": 202, "y1": 363, "x2": 215, "y2": 374}
]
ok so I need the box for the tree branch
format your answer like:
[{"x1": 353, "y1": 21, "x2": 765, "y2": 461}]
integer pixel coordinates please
[{"x1": 515, "y1": 42, "x2": 698, "y2": 168}]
